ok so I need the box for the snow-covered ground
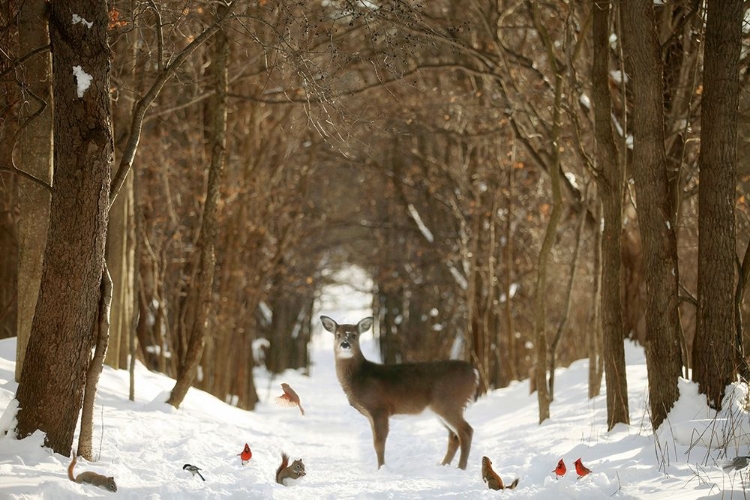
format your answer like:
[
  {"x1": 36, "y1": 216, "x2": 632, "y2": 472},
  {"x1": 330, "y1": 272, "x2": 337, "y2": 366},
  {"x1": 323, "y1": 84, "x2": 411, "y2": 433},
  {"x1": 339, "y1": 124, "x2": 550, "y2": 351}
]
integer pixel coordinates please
[{"x1": 1, "y1": 272, "x2": 749, "y2": 498}]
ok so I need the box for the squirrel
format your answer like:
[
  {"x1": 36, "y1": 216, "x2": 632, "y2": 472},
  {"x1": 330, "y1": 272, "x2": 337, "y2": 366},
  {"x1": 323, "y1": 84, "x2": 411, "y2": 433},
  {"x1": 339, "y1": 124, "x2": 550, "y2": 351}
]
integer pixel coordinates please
[
  {"x1": 275, "y1": 452, "x2": 306, "y2": 486},
  {"x1": 481, "y1": 456, "x2": 518, "y2": 491},
  {"x1": 68, "y1": 451, "x2": 118, "y2": 493}
]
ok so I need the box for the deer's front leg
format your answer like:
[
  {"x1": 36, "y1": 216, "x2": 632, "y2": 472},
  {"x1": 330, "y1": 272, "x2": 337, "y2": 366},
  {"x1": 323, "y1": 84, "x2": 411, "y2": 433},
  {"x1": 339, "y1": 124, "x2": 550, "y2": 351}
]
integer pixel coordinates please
[{"x1": 368, "y1": 410, "x2": 390, "y2": 469}]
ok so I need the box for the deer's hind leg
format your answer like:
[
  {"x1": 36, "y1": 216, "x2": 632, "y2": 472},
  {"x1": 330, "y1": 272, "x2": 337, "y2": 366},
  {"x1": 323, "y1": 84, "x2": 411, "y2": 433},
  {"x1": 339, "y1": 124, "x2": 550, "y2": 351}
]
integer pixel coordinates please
[
  {"x1": 436, "y1": 411, "x2": 473, "y2": 470},
  {"x1": 440, "y1": 425, "x2": 460, "y2": 466}
]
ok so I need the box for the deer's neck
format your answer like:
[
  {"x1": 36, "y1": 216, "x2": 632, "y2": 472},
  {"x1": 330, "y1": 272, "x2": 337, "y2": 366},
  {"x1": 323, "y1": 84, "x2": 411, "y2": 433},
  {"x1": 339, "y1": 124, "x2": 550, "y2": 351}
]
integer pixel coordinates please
[{"x1": 335, "y1": 353, "x2": 368, "y2": 398}]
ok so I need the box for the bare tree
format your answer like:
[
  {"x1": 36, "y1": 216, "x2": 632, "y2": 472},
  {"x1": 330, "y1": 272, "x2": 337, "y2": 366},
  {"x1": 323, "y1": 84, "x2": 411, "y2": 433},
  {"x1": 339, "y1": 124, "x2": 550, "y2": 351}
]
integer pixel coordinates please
[
  {"x1": 15, "y1": 0, "x2": 113, "y2": 454},
  {"x1": 529, "y1": 1, "x2": 565, "y2": 424},
  {"x1": 693, "y1": 0, "x2": 742, "y2": 408},
  {"x1": 168, "y1": 7, "x2": 229, "y2": 408},
  {"x1": 591, "y1": 0, "x2": 629, "y2": 429},
  {"x1": 78, "y1": 265, "x2": 113, "y2": 460},
  {"x1": 621, "y1": 0, "x2": 683, "y2": 429},
  {"x1": 15, "y1": 0, "x2": 53, "y2": 380}
]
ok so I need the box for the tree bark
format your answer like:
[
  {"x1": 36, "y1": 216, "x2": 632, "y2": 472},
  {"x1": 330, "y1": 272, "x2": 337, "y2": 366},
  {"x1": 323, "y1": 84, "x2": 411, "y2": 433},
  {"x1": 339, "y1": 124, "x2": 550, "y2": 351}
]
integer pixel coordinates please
[
  {"x1": 588, "y1": 198, "x2": 604, "y2": 398},
  {"x1": 15, "y1": 0, "x2": 53, "y2": 380},
  {"x1": 105, "y1": 173, "x2": 135, "y2": 369},
  {"x1": 15, "y1": 0, "x2": 113, "y2": 455},
  {"x1": 167, "y1": 12, "x2": 228, "y2": 408},
  {"x1": 621, "y1": 0, "x2": 683, "y2": 430},
  {"x1": 503, "y1": 147, "x2": 518, "y2": 383},
  {"x1": 529, "y1": 1, "x2": 564, "y2": 424},
  {"x1": 592, "y1": 0, "x2": 630, "y2": 429},
  {"x1": 78, "y1": 265, "x2": 112, "y2": 460},
  {"x1": 693, "y1": 0, "x2": 741, "y2": 409}
]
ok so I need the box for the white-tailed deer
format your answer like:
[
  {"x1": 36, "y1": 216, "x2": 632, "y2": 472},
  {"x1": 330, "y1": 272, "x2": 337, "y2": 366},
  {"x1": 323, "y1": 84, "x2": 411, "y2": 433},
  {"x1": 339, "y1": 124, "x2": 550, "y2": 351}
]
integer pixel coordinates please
[{"x1": 321, "y1": 315, "x2": 477, "y2": 470}]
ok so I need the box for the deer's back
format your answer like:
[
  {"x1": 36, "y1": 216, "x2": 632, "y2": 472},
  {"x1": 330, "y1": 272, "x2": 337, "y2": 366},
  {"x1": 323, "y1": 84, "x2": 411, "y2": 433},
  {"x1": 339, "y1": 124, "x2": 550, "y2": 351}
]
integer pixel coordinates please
[{"x1": 344, "y1": 359, "x2": 477, "y2": 415}]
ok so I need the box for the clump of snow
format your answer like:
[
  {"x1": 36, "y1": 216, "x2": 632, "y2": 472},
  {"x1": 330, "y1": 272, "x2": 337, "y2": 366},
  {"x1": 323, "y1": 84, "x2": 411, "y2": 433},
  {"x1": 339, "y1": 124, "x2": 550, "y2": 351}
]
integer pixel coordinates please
[
  {"x1": 72, "y1": 66, "x2": 92, "y2": 98},
  {"x1": 72, "y1": 14, "x2": 93, "y2": 29},
  {"x1": 0, "y1": 280, "x2": 749, "y2": 498}
]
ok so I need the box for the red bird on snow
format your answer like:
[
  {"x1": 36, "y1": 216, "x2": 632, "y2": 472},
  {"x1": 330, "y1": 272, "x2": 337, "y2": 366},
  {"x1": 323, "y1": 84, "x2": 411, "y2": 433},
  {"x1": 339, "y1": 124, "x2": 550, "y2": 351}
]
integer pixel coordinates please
[
  {"x1": 275, "y1": 383, "x2": 305, "y2": 416},
  {"x1": 574, "y1": 458, "x2": 591, "y2": 479},
  {"x1": 238, "y1": 443, "x2": 252, "y2": 465},
  {"x1": 553, "y1": 458, "x2": 566, "y2": 478}
]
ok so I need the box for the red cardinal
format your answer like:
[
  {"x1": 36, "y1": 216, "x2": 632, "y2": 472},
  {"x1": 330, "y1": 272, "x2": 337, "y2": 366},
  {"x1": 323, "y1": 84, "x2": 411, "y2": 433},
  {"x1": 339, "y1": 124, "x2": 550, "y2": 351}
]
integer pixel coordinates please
[
  {"x1": 574, "y1": 458, "x2": 591, "y2": 479},
  {"x1": 275, "y1": 383, "x2": 305, "y2": 416},
  {"x1": 238, "y1": 443, "x2": 252, "y2": 465},
  {"x1": 553, "y1": 458, "x2": 566, "y2": 478}
]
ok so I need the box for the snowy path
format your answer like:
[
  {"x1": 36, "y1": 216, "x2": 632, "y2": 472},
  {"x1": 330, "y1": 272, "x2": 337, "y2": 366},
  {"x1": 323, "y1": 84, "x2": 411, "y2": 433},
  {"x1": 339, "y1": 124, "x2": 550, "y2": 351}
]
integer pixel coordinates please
[{"x1": 0, "y1": 273, "x2": 748, "y2": 498}]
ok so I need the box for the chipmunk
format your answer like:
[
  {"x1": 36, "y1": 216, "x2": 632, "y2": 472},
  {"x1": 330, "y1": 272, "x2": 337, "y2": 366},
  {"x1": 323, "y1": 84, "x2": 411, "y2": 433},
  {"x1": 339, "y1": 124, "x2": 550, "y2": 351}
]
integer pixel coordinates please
[
  {"x1": 481, "y1": 456, "x2": 518, "y2": 491},
  {"x1": 68, "y1": 451, "x2": 117, "y2": 493},
  {"x1": 275, "y1": 452, "x2": 306, "y2": 486}
]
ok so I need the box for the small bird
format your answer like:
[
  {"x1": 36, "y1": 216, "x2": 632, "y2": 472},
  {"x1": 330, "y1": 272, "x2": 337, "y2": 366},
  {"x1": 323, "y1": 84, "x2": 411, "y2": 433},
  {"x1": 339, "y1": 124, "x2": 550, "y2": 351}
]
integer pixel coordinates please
[
  {"x1": 574, "y1": 458, "x2": 591, "y2": 479},
  {"x1": 553, "y1": 458, "x2": 566, "y2": 478},
  {"x1": 721, "y1": 456, "x2": 750, "y2": 473},
  {"x1": 183, "y1": 464, "x2": 205, "y2": 481},
  {"x1": 238, "y1": 443, "x2": 252, "y2": 465},
  {"x1": 275, "y1": 383, "x2": 305, "y2": 416}
]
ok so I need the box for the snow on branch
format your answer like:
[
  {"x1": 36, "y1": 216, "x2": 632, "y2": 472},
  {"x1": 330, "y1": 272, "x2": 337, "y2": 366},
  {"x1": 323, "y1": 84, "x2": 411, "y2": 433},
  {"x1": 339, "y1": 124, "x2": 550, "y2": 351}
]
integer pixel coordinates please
[{"x1": 407, "y1": 204, "x2": 434, "y2": 243}]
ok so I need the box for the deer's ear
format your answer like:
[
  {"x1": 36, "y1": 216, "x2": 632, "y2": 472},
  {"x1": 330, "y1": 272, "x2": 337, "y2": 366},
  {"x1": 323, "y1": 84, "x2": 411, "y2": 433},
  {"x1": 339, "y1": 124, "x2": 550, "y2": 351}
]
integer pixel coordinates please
[
  {"x1": 320, "y1": 316, "x2": 337, "y2": 333},
  {"x1": 357, "y1": 317, "x2": 374, "y2": 333}
]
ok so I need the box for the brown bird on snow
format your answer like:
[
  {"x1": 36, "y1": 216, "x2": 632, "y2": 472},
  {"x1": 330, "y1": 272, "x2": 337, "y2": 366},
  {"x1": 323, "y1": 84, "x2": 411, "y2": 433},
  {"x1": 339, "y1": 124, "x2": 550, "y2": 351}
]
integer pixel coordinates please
[{"x1": 275, "y1": 383, "x2": 305, "y2": 416}]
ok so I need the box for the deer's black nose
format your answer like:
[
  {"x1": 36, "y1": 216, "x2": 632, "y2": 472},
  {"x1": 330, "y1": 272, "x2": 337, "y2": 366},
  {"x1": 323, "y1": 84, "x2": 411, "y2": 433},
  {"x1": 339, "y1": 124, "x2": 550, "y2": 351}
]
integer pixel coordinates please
[{"x1": 340, "y1": 341, "x2": 350, "y2": 349}]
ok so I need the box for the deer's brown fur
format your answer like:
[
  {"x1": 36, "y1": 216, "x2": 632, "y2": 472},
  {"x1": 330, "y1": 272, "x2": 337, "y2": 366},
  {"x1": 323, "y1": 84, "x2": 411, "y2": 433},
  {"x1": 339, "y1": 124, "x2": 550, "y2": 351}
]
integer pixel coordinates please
[{"x1": 321, "y1": 316, "x2": 477, "y2": 470}]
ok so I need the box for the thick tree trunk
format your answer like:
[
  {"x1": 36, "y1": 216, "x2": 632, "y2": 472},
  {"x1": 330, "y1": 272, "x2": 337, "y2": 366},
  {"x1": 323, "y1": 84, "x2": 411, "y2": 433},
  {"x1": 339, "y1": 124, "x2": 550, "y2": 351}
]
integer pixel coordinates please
[
  {"x1": 15, "y1": 0, "x2": 113, "y2": 455},
  {"x1": 621, "y1": 0, "x2": 683, "y2": 430},
  {"x1": 167, "y1": 15, "x2": 228, "y2": 408},
  {"x1": 693, "y1": 0, "x2": 741, "y2": 409},
  {"x1": 15, "y1": 0, "x2": 53, "y2": 379}
]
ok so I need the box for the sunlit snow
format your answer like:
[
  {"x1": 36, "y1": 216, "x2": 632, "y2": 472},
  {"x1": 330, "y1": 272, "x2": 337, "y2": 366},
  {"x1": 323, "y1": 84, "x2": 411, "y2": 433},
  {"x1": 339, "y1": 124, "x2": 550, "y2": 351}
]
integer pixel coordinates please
[{"x1": 0, "y1": 266, "x2": 748, "y2": 498}]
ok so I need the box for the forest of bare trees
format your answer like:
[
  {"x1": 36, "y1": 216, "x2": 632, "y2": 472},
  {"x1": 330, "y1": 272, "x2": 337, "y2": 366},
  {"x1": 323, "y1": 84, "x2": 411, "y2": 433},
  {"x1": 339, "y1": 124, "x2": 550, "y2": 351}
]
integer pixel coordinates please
[{"x1": 2, "y1": 0, "x2": 750, "y2": 457}]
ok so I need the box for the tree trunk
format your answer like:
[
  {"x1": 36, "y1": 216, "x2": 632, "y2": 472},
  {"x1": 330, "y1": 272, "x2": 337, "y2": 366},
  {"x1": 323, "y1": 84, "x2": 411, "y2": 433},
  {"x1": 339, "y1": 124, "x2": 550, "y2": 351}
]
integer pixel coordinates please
[
  {"x1": 0, "y1": 17, "x2": 17, "y2": 343},
  {"x1": 15, "y1": 0, "x2": 53, "y2": 379},
  {"x1": 167, "y1": 14, "x2": 228, "y2": 408},
  {"x1": 693, "y1": 0, "x2": 741, "y2": 409},
  {"x1": 588, "y1": 198, "x2": 604, "y2": 398},
  {"x1": 591, "y1": 0, "x2": 630, "y2": 429},
  {"x1": 15, "y1": 0, "x2": 113, "y2": 455},
  {"x1": 105, "y1": 173, "x2": 135, "y2": 369},
  {"x1": 502, "y1": 147, "x2": 518, "y2": 383},
  {"x1": 529, "y1": 2, "x2": 564, "y2": 424},
  {"x1": 78, "y1": 265, "x2": 112, "y2": 460},
  {"x1": 549, "y1": 186, "x2": 588, "y2": 402},
  {"x1": 621, "y1": 0, "x2": 683, "y2": 430},
  {"x1": 0, "y1": 175, "x2": 16, "y2": 341}
]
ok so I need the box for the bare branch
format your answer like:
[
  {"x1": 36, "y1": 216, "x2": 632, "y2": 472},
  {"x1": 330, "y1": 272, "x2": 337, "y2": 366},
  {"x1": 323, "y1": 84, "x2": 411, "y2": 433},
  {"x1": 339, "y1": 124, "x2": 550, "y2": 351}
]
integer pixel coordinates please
[{"x1": 109, "y1": 2, "x2": 235, "y2": 207}]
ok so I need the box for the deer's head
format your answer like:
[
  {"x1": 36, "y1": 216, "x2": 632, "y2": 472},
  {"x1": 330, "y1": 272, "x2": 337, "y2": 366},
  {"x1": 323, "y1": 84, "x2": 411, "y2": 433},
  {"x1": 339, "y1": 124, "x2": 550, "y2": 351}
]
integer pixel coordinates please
[{"x1": 321, "y1": 316, "x2": 373, "y2": 360}]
